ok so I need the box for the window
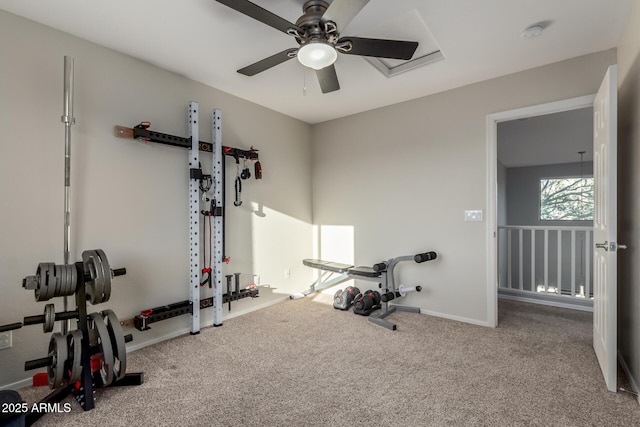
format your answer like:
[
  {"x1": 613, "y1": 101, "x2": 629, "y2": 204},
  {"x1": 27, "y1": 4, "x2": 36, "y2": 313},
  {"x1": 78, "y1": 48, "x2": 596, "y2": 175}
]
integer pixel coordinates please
[{"x1": 540, "y1": 177, "x2": 594, "y2": 221}]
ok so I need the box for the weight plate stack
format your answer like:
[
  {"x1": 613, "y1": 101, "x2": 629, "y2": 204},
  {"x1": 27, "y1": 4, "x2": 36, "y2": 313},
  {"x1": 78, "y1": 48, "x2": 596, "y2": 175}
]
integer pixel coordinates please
[{"x1": 32, "y1": 263, "x2": 77, "y2": 302}]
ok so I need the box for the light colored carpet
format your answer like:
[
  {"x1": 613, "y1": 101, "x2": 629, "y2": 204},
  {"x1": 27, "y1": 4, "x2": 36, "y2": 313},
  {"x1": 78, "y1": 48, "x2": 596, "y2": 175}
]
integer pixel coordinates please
[{"x1": 17, "y1": 296, "x2": 640, "y2": 426}]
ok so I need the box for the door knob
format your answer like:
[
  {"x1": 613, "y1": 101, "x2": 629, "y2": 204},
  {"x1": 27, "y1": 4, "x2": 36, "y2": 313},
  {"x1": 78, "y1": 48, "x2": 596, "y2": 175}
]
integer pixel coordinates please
[{"x1": 595, "y1": 241, "x2": 628, "y2": 251}]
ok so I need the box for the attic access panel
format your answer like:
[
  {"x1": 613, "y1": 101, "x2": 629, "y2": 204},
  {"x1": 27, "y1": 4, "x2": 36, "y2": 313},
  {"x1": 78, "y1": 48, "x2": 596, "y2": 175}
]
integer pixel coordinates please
[{"x1": 362, "y1": 8, "x2": 444, "y2": 77}]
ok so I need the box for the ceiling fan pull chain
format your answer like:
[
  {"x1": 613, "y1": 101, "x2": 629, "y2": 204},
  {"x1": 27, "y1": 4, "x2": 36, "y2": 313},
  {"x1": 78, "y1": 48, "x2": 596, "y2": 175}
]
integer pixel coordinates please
[{"x1": 303, "y1": 68, "x2": 307, "y2": 96}]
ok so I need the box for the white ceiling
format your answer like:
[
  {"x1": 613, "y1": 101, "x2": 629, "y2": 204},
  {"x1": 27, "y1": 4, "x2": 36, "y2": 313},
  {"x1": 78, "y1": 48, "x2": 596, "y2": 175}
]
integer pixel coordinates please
[
  {"x1": 498, "y1": 107, "x2": 593, "y2": 168},
  {"x1": 0, "y1": 0, "x2": 633, "y2": 124}
]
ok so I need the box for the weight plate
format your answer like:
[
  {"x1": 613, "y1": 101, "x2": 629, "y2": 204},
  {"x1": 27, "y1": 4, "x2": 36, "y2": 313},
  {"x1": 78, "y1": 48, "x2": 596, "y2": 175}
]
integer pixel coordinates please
[
  {"x1": 67, "y1": 264, "x2": 78, "y2": 296},
  {"x1": 90, "y1": 251, "x2": 106, "y2": 304},
  {"x1": 43, "y1": 263, "x2": 55, "y2": 301},
  {"x1": 43, "y1": 304, "x2": 55, "y2": 333},
  {"x1": 67, "y1": 329, "x2": 83, "y2": 384},
  {"x1": 102, "y1": 309, "x2": 126, "y2": 381},
  {"x1": 83, "y1": 251, "x2": 103, "y2": 305},
  {"x1": 89, "y1": 312, "x2": 115, "y2": 387},
  {"x1": 45, "y1": 263, "x2": 56, "y2": 301},
  {"x1": 35, "y1": 264, "x2": 44, "y2": 301},
  {"x1": 96, "y1": 250, "x2": 112, "y2": 303},
  {"x1": 82, "y1": 251, "x2": 94, "y2": 303},
  {"x1": 34, "y1": 263, "x2": 50, "y2": 302},
  {"x1": 57, "y1": 263, "x2": 66, "y2": 297},
  {"x1": 47, "y1": 332, "x2": 68, "y2": 389}
]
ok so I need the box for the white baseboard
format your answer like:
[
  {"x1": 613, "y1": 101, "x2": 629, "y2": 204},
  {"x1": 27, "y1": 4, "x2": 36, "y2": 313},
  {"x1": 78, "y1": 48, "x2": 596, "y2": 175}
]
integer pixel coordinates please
[
  {"x1": 418, "y1": 307, "x2": 493, "y2": 328},
  {"x1": 618, "y1": 351, "x2": 640, "y2": 405},
  {"x1": 0, "y1": 377, "x2": 36, "y2": 391},
  {"x1": 498, "y1": 293, "x2": 593, "y2": 312}
]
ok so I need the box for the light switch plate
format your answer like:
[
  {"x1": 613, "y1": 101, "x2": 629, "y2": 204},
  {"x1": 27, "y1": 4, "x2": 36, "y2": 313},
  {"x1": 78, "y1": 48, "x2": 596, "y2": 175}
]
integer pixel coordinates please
[{"x1": 465, "y1": 210, "x2": 483, "y2": 222}]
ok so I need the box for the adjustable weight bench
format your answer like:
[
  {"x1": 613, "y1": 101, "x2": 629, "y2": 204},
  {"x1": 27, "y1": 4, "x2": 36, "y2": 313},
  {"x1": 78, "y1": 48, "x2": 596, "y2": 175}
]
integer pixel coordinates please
[
  {"x1": 300, "y1": 259, "x2": 383, "y2": 295},
  {"x1": 299, "y1": 251, "x2": 437, "y2": 330}
]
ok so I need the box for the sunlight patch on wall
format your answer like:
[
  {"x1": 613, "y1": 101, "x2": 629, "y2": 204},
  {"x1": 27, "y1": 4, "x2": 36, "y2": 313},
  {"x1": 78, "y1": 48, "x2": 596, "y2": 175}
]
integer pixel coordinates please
[
  {"x1": 314, "y1": 224, "x2": 355, "y2": 295},
  {"x1": 318, "y1": 225, "x2": 354, "y2": 264}
]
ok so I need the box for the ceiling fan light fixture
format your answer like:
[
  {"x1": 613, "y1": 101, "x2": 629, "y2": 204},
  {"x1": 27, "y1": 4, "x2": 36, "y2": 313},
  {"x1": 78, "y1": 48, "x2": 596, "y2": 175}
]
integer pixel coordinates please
[{"x1": 297, "y1": 41, "x2": 337, "y2": 70}]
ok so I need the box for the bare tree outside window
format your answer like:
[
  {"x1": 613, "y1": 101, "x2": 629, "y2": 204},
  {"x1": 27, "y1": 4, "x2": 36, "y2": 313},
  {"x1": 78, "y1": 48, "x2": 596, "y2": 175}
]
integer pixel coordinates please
[{"x1": 540, "y1": 177, "x2": 594, "y2": 220}]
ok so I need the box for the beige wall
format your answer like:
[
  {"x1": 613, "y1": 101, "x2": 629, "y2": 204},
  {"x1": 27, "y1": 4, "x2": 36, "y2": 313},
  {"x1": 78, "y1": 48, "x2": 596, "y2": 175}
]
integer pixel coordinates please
[
  {"x1": 617, "y1": 0, "x2": 640, "y2": 395},
  {"x1": 0, "y1": 11, "x2": 313, "y2": 387},
  {"x1": 312, "y1": 49, "x2": 616, "y2": 325}
]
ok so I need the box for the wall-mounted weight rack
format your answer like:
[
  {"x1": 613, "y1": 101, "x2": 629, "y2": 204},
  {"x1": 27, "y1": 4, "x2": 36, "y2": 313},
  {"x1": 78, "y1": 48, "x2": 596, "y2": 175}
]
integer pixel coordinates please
[
  {"x1": 115, "y1": 104, "x2": 261, "y2": 334},
  {"x1": 0, "y1": 249, "x2": 143, "y2": 426},
  {"x1": 134, "y1": 273, "x2": 258, "y2": 331}
]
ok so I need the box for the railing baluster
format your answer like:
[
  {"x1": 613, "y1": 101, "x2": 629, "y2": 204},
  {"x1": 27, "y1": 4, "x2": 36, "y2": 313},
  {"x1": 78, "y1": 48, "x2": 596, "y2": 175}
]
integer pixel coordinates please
[
  {"x1": 519, "y1": 229, "x2": 523, "y2": 290},
  {"x1": 557, "y1": 230, "x2": 562, "y2": 295},
  {"x1": 507, "y1": 229, "x2": 512, "y2": 289},
  {"x1": 544, "y1": 229, "x2": 549, "y2": 293},
  {"x1": 571, "y1": 230, "x2": 576, "y2": 297},
  {"x1": 585, "y1": 230, "x2": 591, "y2": 299},
  {"x1": 531, "y1": 229, "x2": 536, "y2": 293}
]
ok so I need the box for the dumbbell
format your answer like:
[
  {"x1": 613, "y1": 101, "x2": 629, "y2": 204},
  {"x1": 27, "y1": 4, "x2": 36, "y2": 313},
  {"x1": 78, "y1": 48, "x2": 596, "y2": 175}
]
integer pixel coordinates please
[
  {"x1": 333, "y1": 286, "x2": 361, "y2": 310},
  {"x1": 353, "y1": 290, "x2": 381, "y2": 312}
]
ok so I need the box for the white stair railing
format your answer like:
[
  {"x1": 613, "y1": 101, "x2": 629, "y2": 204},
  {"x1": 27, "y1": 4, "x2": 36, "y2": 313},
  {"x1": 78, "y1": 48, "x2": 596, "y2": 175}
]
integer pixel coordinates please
[{"x1": 498, "y1": 226, "x2": 593, "y2": 299}]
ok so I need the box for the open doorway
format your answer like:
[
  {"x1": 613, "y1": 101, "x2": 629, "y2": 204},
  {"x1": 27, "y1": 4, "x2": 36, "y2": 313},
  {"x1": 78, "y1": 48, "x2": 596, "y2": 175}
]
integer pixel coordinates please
[
  {"x1": 497, "y1": 107, "x2": 594, "y2": 310},
  {"x1": 486, "y1": 95, "x2": 595, "y2": 327}
]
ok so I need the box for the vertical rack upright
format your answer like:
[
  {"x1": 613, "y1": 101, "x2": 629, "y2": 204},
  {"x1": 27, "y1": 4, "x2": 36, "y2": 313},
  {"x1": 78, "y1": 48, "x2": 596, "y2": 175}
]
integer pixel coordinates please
[
  {"x1": 188, "y1": 102, "x2": 201, "y2": 334},
  {"x1": 212, "y1": 109, "x2": 224, "y2": 327}
]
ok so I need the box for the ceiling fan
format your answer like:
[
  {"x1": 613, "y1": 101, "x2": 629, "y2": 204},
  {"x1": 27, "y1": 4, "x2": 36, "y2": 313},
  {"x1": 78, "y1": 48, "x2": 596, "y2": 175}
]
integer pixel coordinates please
[{"x1": 215, "y1": 0, "x2": 419, "y2": 93}]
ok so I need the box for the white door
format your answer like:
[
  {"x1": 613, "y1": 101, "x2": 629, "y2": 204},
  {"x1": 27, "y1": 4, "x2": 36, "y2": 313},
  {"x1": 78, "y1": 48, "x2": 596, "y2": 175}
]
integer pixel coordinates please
[{"x1": 593, "y1": 64, "x2": 620, "y2": 393}]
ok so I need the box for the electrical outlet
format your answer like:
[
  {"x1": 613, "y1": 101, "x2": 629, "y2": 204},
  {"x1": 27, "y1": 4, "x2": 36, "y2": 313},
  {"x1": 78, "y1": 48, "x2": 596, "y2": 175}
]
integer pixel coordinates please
[
  {"x1": 119, "y1": 318, "x2": 135, "y2": 330},
  {"x1": 284, "y1": 269, "x2": 290, "y2": 279},
  {"x1": 0, "y1": 331, "x2": 12, "y2": 350}
]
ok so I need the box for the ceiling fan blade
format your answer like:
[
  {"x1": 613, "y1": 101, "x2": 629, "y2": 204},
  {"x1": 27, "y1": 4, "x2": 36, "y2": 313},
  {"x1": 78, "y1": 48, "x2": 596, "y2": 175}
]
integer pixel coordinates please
[
  {"x1": 215, "y1": 0, "x2": 298, "y2": 34},
  {"x1": 323, "y1": 0, "x2": 370, "y2": 31},
  {"x1": 338, "y1": 36, "x2": 418, "y2": 60},
  {"x1": 316, "y1": 65, "x2": 340, "y2": 94},
  {"x1": 238, "y1": 49, "x2": 298, "y2": 76}
]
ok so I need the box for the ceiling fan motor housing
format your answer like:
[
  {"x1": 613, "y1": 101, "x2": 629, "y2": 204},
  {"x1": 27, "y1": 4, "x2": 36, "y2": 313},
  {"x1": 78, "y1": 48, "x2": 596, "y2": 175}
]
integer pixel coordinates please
[{"x1": 294, "y1": 0, "x2": 339, "y2": 46}]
